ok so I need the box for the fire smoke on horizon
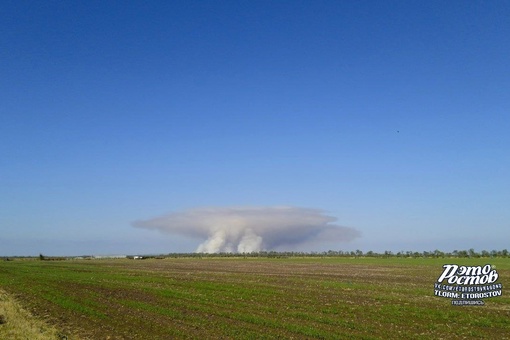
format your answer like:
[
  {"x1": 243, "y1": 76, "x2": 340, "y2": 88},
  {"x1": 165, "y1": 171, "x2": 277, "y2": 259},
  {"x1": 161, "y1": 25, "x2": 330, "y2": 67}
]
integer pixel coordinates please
[{"x1": 133, "y1": 206, "x2": 361, "y2": 253}]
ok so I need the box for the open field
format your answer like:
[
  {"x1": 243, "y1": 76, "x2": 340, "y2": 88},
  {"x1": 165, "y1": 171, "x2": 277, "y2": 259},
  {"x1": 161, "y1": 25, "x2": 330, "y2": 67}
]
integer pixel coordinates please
[{"x1": 0, "y1": 257, "x2": 508, "y2": 339}]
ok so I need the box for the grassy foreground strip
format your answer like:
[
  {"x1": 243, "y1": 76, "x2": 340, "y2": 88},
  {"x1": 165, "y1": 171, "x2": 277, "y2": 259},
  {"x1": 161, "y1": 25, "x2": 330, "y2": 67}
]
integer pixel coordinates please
[
  {"x1": 0, "y1": 288, "x2": 62, "y2": 339},
  {"x1": 0, "y1": 257, "x2": 509, "y2": 339}
]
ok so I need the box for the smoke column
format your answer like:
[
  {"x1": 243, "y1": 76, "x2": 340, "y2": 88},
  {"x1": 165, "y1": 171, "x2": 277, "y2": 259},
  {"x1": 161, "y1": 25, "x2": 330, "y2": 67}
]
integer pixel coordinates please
[{"x1": 133, "y1": 206, "x2": 360, "y2": 253}]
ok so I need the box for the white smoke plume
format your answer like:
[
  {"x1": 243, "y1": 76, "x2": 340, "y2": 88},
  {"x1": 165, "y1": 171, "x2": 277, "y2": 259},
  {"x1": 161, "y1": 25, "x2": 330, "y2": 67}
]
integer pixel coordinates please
[{"x1": 133, "y1": 206, "x2": 360, "y2": 253}]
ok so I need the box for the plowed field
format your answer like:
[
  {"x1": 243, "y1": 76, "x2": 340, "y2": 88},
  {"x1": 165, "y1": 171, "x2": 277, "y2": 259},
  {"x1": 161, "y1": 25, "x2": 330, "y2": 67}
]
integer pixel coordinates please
[{"x1": 0, "y1": 257, "x2": 508, "y2": 339}]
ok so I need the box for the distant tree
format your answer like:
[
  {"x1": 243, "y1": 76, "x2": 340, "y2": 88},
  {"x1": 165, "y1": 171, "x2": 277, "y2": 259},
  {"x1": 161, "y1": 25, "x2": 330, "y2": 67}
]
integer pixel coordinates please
[
  {"x1": 433, "y1": 249, "x2": 444, "y2": 258},
  {"x1": 39, "y1": 254, "x2": 45, "y2": 261},
  {"x1": 468, "y1": 248, "x2": 479, "y2": 258},
  {"x1": 458, "y1": 250, "x2": 468, "y2": 258},
  {"x1": 327, "y1": 250, "x2": 337, "y2": 256}
]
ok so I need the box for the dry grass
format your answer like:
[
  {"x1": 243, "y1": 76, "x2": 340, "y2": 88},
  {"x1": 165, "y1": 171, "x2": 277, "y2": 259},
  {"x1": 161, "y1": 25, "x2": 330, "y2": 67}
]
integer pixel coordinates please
[{"x1": 0, "y1": 288, "x2": 62, "y2": 340}]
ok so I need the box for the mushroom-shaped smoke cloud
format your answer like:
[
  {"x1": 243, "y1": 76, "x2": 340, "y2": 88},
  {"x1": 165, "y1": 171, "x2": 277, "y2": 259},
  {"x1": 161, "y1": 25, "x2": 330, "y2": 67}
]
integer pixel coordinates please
[{"x1": 133, "y1": 206, "x2": 361, "y2": 253}]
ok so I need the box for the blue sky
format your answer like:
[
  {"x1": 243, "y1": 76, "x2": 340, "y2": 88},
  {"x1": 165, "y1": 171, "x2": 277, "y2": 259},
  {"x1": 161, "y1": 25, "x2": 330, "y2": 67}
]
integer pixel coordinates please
[{"x1": 1, "y1": 1, "x2": 509, "y2": 256}]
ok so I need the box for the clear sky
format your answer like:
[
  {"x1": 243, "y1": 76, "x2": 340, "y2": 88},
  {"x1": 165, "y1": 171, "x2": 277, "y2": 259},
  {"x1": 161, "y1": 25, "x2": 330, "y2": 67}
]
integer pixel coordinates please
[{"x1": 1, "y1": 1, "x2": 509, "y2": 256}]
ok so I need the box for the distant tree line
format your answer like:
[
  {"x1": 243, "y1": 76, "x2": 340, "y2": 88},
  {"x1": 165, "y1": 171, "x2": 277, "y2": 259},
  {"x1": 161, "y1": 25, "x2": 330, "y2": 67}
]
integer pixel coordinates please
[
  {"x1": 163, "y1": 248, "x2": 509, "y2": 259},
  {"x1": 38, "y1": 254, "x2": 67, "y2": 261},
  {"x1": 3, "y1": 248, "x2": 505, "y2": 261}
]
